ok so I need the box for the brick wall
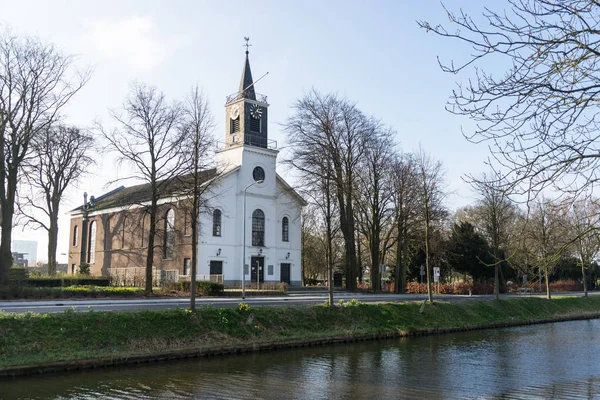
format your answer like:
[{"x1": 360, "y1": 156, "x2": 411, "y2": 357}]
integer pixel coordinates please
[{"x1": 68, "y1": 201, "x2": 193, "y2": 277}]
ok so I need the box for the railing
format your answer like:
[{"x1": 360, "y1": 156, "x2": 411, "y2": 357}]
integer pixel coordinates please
[
  {"x1": 108, "y1": 267, "x2": 180, "y2": 287},
  {"x1": 179, "y1": 274, "x2": 224, "y2": 284},
  {"x1": 225, "y1": 91, "x2": 268, "y2": 104},
  {"x1": 216, "y1": 135, "x2": 277, "y2": 150}
]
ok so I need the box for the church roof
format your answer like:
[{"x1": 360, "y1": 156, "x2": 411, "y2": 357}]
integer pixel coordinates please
[
  {"x1": 70, "y1": 169, "x2": 218, "y2": 214},
  {"x1": 238, "y1": 53, "x2": 256, "y2": 101},
  {"x1": 276, "y1": 174, "x2": 308, "y2": 207}
]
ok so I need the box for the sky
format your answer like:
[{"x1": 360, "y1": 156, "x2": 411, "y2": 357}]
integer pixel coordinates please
[{"x1": 0, "y1": 0, "x2": 495, "y2": 263}]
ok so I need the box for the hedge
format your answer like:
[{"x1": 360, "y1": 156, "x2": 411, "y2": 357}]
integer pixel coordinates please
[
  {"x1": 167, "y1": 281, "x2": 224, "y2": 296},
  {"x1": 8, "y1": 267, "x2": 28, "y2": 282},
  {"x1": 25, "y1": 277, "x2": 111, "y2": 287}
]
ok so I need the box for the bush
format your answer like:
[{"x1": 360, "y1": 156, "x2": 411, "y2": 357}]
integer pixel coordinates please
[
  {"x1": 8, "y1": 267, "x2": 28, "y2": 283},
  {"x1": 26, "y1": 276, "x2": 110, "y2": 287},
  {"x1": 405, "y1": 281, "x2": 496, "y2": 295},
  {"x1": 78, "y1": 263, "x2": 91, "y2": 275},
  {"x1": 0, "y1": 285, "x2": 145, "y2": 299},
  {"x1": 550, "y1": 280, "x2": 583, "y2": 292},
  {"x1": 167, "y1": 281, "x2": 224, "y2": 296}
]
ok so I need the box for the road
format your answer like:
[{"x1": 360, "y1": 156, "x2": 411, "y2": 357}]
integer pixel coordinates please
[{"x1": 0, "y1": 291, "x2": 594, "y2": 314}]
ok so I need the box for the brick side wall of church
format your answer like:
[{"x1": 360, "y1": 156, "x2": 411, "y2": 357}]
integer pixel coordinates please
[{"x1": 68, "y1": 202, "x2": 193, "y2": 277}]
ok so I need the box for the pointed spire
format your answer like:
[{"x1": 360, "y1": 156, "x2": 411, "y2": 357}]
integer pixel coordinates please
[{"x1": 238, "y1": 37, "x2": 256, "y2": 100}]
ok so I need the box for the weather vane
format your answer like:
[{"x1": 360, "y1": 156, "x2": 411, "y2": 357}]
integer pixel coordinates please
[{"x1": 243, "y1": 37, "x2": 252, "y2": 54}]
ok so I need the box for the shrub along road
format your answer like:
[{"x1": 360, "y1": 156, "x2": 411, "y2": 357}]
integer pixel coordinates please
[{"x1": 0, "y1": 291, "x2": 597, "y2": 314}]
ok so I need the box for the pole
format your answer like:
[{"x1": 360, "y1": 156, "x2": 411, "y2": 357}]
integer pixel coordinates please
[
  {"x1": 242, "y1": 180, "x2": 262, "y2": 299},
  {"x1": 256, "y1": 260, "x2": 260, "y2": 291}
]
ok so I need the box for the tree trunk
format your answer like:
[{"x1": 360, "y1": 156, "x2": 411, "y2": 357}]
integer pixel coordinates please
[
  {"x1": 325, "y1": 177, "x2": 334, "y2": 306},
  {"x1": 494, "y1": 247, "x2": 500, "y2": 300},
  {"x1": 395, "y1": 234, "x2": 403, "y2": 294},
  {"x1": 425, "y1": 220, "x2": 433, "y2": 303},
  {"x1": 190, "y1": 197, "x2": 198, "y2": 311},
  {"x1": 327, "y1": 220, "x2": 334, "y2": 306},
  {"x1": 357, "y1": 238, "x2": 363, "y2": 284},
  {"x1": 580, "y1": 255, "x2": 588, "y2": 298},
  {"x1": 0, "y1": 210, "x2": 13, "y2": 284},
  {"x1": 545, "y1": 267, "x2": 551, "y2": 300},
  {"x1": 0, "y1": 176, "x2": 17, "y2": 284},
  {"x1": 47, "y1": 214, "x2": 59, "y2": 275},
  {"x1": 371, "y1": 238, "x2": 380, "y2": 293},
  {"x1": 145, "y1": 201, "x2": 158, "y2": 295}
]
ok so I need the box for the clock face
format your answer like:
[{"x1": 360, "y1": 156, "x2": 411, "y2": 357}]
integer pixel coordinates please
[
  {"x1": 230, "y1": 104, "x2": 240, "y2": 120},
  {"x1": 249, "y1": 103, "x2": 263, "y2": 119},
  {"x1": 253, "y1": 166, "x2": 265, "y2": 182}
]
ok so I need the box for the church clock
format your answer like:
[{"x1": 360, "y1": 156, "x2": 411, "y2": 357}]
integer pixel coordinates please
[{"x1": 250, "y1": 104, "x2": 263, "y2": 119}]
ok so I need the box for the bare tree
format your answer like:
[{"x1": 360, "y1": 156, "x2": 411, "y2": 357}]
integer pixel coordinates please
[
  {"x1": 567, "y1": 198, "x2": 600, "y2": 297},
  {"x1": 470, "y1": 173, "x2": 518, "y2": 299},
  {"x1": 527, "y1": 199, "x2": 568, "y2": 299},
  {"x1": 294, "y1": 153, "x2": 340, "y2": 306},
  {"x1": 301, "y1": 206, "x2": 331, "y2": 284},
  {"x1": 419, "y1": 1, "x2": 600, "y2": 200},
  {"x1": 100, "y1": 83, "x2": 184, "y2": 294},
  {"x1": 391, "y1": 153, "x2": 421, "y2": 293},
  {"x1": 0, "y1": 29, "x2": 89, "y2": 283},
  {"x1": 18, "y1": 124, "x2": 94, "y2": 274},
  {"x1": 355, "y1": 132, "x2": 396, "y2": 292},
  {"x1": 415, "y1": 148, "x2": 447, "y2": 303},
  {"x1": 285, "y1": 90, "x2": 369, "y2": 291},
  {"x1": 179, "y1": 85, "x2": 215, "y2": 310}
]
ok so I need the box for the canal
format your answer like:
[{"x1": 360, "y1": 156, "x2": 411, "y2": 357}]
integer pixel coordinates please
[{"x1": 3, "y1": 319, "x2": 600, "y2": 399}]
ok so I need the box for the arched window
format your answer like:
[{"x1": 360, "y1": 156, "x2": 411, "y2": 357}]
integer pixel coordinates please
[
  {"x1": 88, "y1": 221, "x2": 97, "y2": 264},
  {"x1": 252, "y1": 209, "x2": 265, "y2": 247},
  {"x1": 213, "y1": 209, "x2": 222, "y2": 237},
  {"x1": 164, "y1": 209, "x2": 175, "y2": 259},
  {"x1": 121, "y1": 215, "x2": 128, "y2": 249},
  {"x1": 141, "y1": 213, "x2": 148, "y2": 248},
  {"x1": 282, "y1": 217, "x2": 289, "y2": 242},
  {"x1": 72, "y1": 225, "x2": 78, "y2": 247},
  {"x1": 184, "y1": 211, "x2": 192, "y2": 236}
]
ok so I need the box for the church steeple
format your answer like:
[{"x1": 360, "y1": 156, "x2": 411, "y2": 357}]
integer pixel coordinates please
[
  {"x1": 238, "y1": 53, "x2": 256, "y2": 101},
  {"x1": 224, "y1": 37, "x2": 270, "y2": 149}
]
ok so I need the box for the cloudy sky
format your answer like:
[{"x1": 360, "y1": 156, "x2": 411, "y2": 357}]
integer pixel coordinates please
[{"x1": 1, "y1": 0, "x2": 494, "y2": 262}]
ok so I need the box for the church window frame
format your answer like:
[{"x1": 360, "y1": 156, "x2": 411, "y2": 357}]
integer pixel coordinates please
[
  {"x1": 164, "y1": 209, "x2": 175, "y2": 259},
  {"x1": 88, "y1": 221, "x2": 97, "y2": 264},
  {"x1": 121, "y1": 215, "x2": 128, "y2": 249},
  {"x1": 72, "y1": 225, "x2": 78, "y2": 247},
  {"x1": 282, "y1": 216, "x2": 289, "y2": 242},
  {"x1": 184, "y1": 211, "x2": 192, "y2": 236},
  {"x1": 141, "y1": 213, "x2": 148, "y2": 248},
  {"x1": 230, "y1": 117, "x2": 240, "y2": 134},
  {"x1": 252, "y1": 209, "x2": 265, "y2": 247},
  {"x1": 250, "y1": 117, "x2": 261, "y2": 133},
  {"x1": 213, "y1": 209, "x2": 222, "y2": 237}
]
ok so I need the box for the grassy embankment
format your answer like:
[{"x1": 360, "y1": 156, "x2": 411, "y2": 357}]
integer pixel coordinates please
[{"x1": 2, "y1": 296, "x2": 600, "y2": 375}]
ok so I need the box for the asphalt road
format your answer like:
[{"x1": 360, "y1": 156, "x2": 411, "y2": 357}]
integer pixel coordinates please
[{"x1": 0, "y1": 291, "x2": 594, "y2": 314}]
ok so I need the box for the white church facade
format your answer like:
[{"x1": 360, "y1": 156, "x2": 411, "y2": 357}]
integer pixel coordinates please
[
  {"x1": 67, "y1": 49, "x2": 305, "y2": 286},
  {"x1": 197, "y1": 50, "x2": 305, "y2": 286}
]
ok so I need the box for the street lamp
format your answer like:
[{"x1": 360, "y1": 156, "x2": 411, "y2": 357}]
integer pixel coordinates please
[{"x1": 242, "y1": 178, "x2": 263, "y2": 299}]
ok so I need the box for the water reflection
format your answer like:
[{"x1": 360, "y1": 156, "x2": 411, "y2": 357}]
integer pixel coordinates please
[{"x1": 3, "y1": 319, "x2": 600, "y2": 399}]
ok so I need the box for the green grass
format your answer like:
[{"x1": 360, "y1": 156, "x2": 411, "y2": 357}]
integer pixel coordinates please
[{"x1": 1, "y1": 296, "x2": 600, "y2": 369}]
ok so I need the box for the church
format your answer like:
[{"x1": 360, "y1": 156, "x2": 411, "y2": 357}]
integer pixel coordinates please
[{"x1": 67, "y1": 48, "x2": 306, "y2": 286}]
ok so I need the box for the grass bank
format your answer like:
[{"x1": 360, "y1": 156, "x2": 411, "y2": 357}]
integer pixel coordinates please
[{"x1": 2, "y1": 296, "x2": 600, "y2": 377}]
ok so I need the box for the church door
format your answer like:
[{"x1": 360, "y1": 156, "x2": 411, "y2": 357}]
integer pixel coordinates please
[
  {"x1": 250, "y1": 256, "x2": 264, "y2": 284},
  {"x1": 280, "y1": 263, "x2": 291, "y2": 285}
]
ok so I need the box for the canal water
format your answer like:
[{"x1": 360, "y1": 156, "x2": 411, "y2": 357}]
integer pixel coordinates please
[{"x1": 3, "y1": 319, "x2": 600, "y2": 399}]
